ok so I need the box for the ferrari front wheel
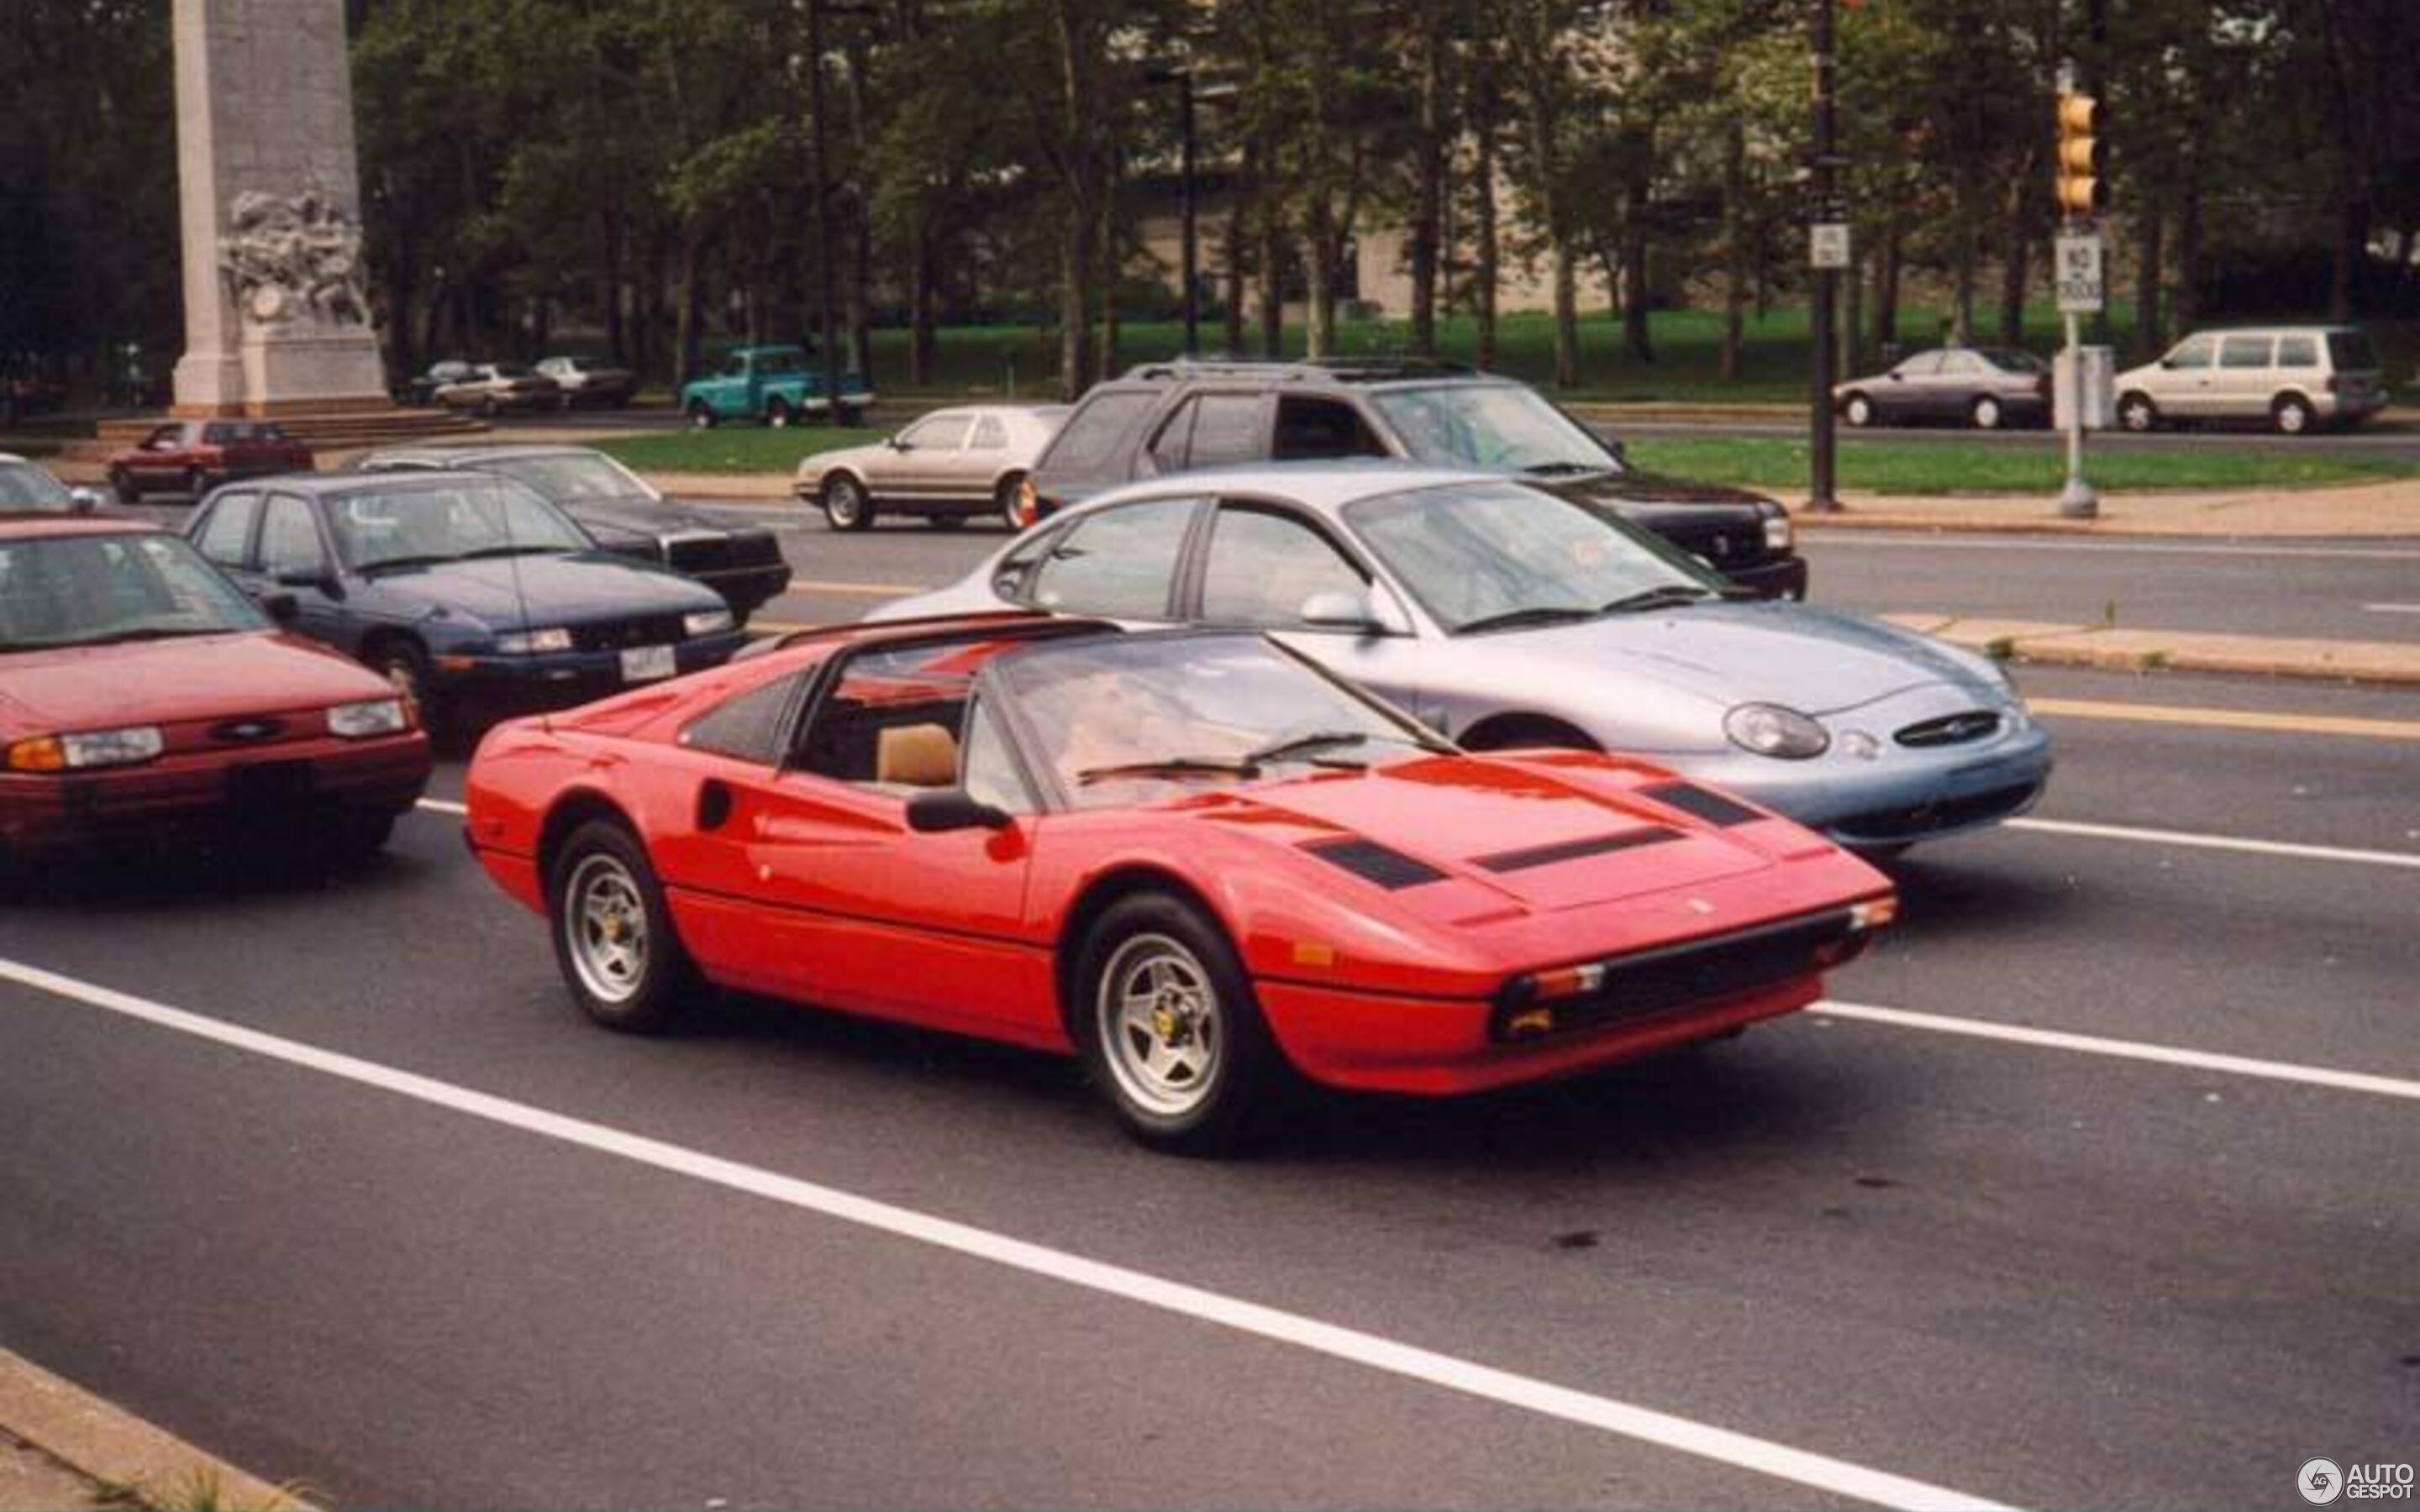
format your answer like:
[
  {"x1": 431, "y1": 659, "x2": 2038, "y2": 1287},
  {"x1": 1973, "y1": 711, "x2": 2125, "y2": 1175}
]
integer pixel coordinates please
[
  {"x1": 1076, "y1": 894, "x2": 1283, "y2": 1157},
  {"x1": 550, "y1": 819, "x2": 694, "y2": 1034}
]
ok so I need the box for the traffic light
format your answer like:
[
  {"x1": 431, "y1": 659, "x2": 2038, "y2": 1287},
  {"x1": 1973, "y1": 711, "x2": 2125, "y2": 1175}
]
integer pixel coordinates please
[{"x1": 2055, "y1": 90, "x2": 2107, "y2": 218}]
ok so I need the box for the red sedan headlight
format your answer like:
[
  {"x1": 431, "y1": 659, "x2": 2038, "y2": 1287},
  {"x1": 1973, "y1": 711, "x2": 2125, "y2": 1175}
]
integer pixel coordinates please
[{"x1": 6, "y1": 726, "x2": 166, "y2": 772}]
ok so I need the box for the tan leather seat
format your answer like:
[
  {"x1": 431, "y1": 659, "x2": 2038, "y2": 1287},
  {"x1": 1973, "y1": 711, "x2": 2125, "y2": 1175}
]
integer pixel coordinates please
[{"x1": 876, "y1": 722, "x2": 959, "y2": 788}]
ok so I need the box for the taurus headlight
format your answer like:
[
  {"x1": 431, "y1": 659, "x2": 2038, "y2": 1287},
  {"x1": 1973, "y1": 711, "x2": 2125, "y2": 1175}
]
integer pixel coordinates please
[
  {"x1": 6, "y1": 726, "x2": 165, "y2": 772},
  {"x1": 1724, "y1": 703, "x2": 1829, "y2": 759},
  {"x1": 328, "y1": 698, "x2": 409, "y2": 738}
]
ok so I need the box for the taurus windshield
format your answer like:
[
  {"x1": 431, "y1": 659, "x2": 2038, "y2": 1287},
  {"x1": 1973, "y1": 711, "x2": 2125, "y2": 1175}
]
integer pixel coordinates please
[
  {"x1": 0, "y1": 533, "x2": 266, "y2": 650},
  {"x1": 1345, "y1": 480, "x2": 1727, "y2": 635}
]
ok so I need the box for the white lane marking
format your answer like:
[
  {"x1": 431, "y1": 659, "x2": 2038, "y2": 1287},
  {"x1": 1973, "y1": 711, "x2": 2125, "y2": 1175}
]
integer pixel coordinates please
[
  {"x1": 416, "y1": 798, "x2": 467, "y2": 816},
  {"x1": 2001, "y1": 816, "x2": 2420, "y2": 870},
  {"x1": 1815, "y1": 1000, "x2": 2420, "y2": 1102},
  {"x1": 0, "y1": 955, "x2": 2012, "y2": 1512},
  {"x1": 2365, "y1": 603, "x2": 2420, "y2": 614},
  {"x1": 1809, "y1": 534, "x2": 2420, "y2": 562}
]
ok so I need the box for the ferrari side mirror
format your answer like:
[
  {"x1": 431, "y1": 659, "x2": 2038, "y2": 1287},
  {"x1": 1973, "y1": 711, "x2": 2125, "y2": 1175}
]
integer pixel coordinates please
[{"x1": 906, "y1": 789, "x2": 1013, "y2": 833}]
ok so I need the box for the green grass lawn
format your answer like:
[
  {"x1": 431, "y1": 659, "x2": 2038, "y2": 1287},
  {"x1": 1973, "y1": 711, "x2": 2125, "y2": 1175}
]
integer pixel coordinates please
[
  {"x1": 1623, "y1": 437, "x2": 2417, "y2": 495},
  {"x1": 595, "y1": 426, "x2": 879, "y2": 475}
]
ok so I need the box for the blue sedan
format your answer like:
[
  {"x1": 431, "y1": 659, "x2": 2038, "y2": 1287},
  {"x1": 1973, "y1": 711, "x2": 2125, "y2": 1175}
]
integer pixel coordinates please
[{"x1": 187, "y1": 471, "x2": 750, "y2": 727}]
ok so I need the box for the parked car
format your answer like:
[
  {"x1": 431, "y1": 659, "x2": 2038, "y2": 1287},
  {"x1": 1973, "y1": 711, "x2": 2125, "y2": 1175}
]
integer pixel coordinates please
[
  {"x1": 535, "y1": 355, "x2": 638, "y2": 409},
  {"x1": 679, "y1": 344, "x2": 874, "y2": 428},
  {"x1": 465, "y1": 613, "x2": 1895, "y2": 1153},
  {"x1": 2113, "y1": 326, "x2": 2388, "y2": 434},
  {"x1": 0, "y1": 515, "x2": 430, "y2": 867},
  {"x1": 185, "y1": 471, "x2": 750, "y2": 731},
  {"x1": 104, "y1": 420, "x2": 313, "y2": 502},
  {"x1": 792, "y1": 404, "x2": 1069, "y2": 531},
  {"x1": 0, "y1": 454, "x2": 101, "y2": 514},
  {"x1": 1022, "y1": 358, "x2": 1806, "y2": 600},
  {"x1": 876, "y1": 464, "x2": 2051, "y2": 854},
  {"x1": 359, "y1": 444, "x2": 791, "y2": 622},
  {"x1": 432, "y1": 362, "x2": 564, "y2": 417},
  {"x1": 1833, "y1": 347, "x2": 2050, "y2": 429},
  {"x1": 401, "y1": 360, "x2": 475, "y2": 407}
]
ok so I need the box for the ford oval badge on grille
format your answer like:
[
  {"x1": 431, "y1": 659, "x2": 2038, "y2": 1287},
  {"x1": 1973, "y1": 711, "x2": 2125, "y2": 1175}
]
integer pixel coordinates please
[{"x1": 210, "y1": 717, "x2": 286, "y2": 743}]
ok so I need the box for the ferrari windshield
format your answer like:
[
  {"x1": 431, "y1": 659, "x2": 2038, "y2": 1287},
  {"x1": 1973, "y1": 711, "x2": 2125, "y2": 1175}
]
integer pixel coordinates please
[
  {"x1": 1344, "y1": 480, "x2": 1727, "y2": 635},
  {"x1": 480, "y1": 452, "x2": 656, "y2": 503},
  {"x1": 0, "y1": 532, "x2": 267, "y2": 650},
  {"x1": 996, "y1": 633, "x2": 1441, "y2": 809},
  {"x1": 1370, "y1": 383, "x2": 1622, "y2": 475},
  {"x1": 0, "y1": 461, "x2": 76, "y2": 512},
  {"x1": 324, "y1": 480, "x2": 591, "y2": 570}
]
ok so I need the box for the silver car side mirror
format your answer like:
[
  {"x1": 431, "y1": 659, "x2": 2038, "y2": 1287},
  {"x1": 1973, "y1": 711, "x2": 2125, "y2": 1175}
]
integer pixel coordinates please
[{"x1": 67, "y1": 486, "x2": 101, "y2": 514}]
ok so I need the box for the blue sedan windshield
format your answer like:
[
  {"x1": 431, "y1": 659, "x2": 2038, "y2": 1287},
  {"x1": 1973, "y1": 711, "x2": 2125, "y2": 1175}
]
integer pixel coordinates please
[{"x1": 324, "y1": 480, "x2": 590, "y2": 570}]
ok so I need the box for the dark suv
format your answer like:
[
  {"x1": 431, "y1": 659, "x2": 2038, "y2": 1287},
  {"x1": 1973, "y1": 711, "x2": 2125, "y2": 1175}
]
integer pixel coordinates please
[{"x1": 1021, "y1": 359, "x2": 1807, "y2": 598}]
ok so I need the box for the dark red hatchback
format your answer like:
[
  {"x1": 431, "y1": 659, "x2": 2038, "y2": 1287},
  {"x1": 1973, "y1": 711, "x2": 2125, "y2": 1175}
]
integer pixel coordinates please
[
  {"x1": 104, "y1": 419, "x2": 314, "y2": 502},
  {"x1": 0, "y1": 517, "x2": 430, "y2": 868}
]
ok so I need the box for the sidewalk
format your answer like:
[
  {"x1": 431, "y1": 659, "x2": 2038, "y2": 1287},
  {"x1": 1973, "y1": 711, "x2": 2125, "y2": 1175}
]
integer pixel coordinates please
[
  {"x1": 0, "y1": 1347, "x2": 302, "y2": 1512},
  {"x1": 1797, "y1": 476, "x2": 2420, "y2": 538}
]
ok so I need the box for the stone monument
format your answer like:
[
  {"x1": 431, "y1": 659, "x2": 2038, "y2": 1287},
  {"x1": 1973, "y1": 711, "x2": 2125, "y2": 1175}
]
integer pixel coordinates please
[{"x1": 170, "y1": 0, "x2": 392, "y2": 416}]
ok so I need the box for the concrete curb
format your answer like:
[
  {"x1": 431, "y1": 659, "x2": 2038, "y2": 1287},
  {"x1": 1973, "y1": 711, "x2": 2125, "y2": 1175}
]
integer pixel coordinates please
[
  {"x1": 1881, "y1": 614, "x2": 2420, "y2": 688},
  {"x1": 0, "y1": 1347, "x2": 310, "y2": 1511}
]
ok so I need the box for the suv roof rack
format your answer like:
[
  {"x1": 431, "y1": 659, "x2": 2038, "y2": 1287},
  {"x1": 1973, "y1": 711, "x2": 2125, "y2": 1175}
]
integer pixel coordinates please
[{"x1": 1119, "y1": 355, "x2": 1478, "y2": 385}]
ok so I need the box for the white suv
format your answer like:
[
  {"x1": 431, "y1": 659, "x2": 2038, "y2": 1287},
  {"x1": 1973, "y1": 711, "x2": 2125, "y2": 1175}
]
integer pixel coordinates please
[{"x1": 2113, "y1": 327, "x2": 2387, "y2": 434}]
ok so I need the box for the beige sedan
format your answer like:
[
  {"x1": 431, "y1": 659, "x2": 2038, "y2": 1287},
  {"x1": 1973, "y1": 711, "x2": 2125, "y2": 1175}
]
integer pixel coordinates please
[{"x1": 794, "y1": 404, "x2": 1068, "y2": 531}]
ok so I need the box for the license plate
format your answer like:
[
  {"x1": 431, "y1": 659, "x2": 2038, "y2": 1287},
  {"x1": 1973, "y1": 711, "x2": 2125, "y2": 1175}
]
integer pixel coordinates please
[
  {"x1": 228, "y1": 761, "x2": 313, "y2": 810},
  {"x1": 619, "y1": 645, "x2": 676, "y2": 682}
]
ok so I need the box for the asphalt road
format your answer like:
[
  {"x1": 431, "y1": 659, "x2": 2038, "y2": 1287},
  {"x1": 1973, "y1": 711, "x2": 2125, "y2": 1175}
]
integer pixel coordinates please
[{"x1": 3, "y1": 500, "x2": 2417, "y2": 1509}]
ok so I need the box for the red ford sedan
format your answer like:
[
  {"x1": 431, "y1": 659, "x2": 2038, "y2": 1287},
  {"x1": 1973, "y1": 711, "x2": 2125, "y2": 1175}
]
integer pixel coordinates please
[
  {"x1": 466, "y1": 614, "x2": 1893, "y2": 1154},
  {"x1": 0, "y1": 517, "x2": 430, "y2": 869},
  {"x1": 104, "y1": 420, "x2": 314, "y2": 502}
]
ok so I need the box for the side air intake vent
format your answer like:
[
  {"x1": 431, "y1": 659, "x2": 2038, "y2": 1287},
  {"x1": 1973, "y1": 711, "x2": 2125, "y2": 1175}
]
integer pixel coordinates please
[
  {"x1": 1474, "y1": 828, "x2": 1681, "y2": 873},
  {"x1": 1301, "y1": 837, "x2": 1447, "y2": 890},
  {"x1": 1641, "y1": 781, "x2": 1762, "y2": 827}
]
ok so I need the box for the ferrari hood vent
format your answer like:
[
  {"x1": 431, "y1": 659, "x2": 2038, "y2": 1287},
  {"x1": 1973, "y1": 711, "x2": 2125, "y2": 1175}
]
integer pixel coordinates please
[
  {"x1": 1639, "y1": 781, "x2": 1762, "y2": 828},
  {"x1": 1473, "y1": 827, "x2": 1681, "y2": 874},
  {"x1": 1300, "y1": 836, "x2": 1448, "y2": 890}
]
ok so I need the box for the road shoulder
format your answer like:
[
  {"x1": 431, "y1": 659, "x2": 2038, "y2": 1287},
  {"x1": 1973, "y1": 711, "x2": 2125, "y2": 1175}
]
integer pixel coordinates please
[{"x1": 0, "y1": 1347, "x2": 303, "y2": 1511}]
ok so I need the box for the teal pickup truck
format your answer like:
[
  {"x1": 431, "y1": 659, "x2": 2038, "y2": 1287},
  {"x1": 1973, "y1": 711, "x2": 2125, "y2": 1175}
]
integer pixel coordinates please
[{"x1": 679, "y1": 344, "x2": 874, "y2": 428}]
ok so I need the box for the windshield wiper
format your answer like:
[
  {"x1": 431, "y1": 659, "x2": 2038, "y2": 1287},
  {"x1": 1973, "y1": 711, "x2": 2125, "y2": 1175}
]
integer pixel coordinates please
[
  {"x1": 358, "y1": 554, "x2": 455, "y2": 575},
  {"x1": 459, "y1": 543, "x2": 567, "y2": 560},
  {"x1": 1242, "y1": 730, "x2": 1374, "y2": 769},
  {"x1": 1520, "y1": 460, "x2": 1612, "y2": 478},
  {"x1": 61, "y1": 626, "x2": 229, "y2": 646},
  {"x1": 1599, "y1": 585, "x2": 1718, "y2": 614},
  {"x1": 1455, "y1": 605, "x2": 1598, "y2": 635},
  {"x1": 1076, "y1": 757, "x2": 1260, "y2": 785}
]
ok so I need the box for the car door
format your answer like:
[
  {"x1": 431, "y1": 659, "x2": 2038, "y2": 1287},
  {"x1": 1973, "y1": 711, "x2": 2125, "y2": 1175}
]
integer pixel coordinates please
[
  {"x1": 2215, "y1": 333, "x2": 2275, "y2": 420},
  {"x1": 662, "y1": 653, "x2": 1049, "y2": 1037},
  {"x1": 2154, "y1": 334, "x2": 2218, "y2": 416},
  {"x1": 1020, "y1": 495, "x2": 1207, "y2": 623},
  {"x1": 885, "y1": 412, "x2": 974, "y2": 501},
  {"x1": 1184, "y1": 500, "x2": 1430, "y2": 723},
  {"x1": 132, "y1": 423, "x2": 190, "y2": 486},
  {"x1": 192, "y1": 490, "x2": 264, "y2": 576},
  {"x1": 1883, "y1": 353, "x2": 1941, "y2": 420},
  {"x1": 253, "y1": 491, "x2": 349, "y2": 643}
]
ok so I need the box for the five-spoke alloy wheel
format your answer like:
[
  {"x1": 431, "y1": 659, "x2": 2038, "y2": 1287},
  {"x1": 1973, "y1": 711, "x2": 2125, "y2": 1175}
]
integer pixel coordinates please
[
  {"x1": 1076, "y1": 893, "x2": 1281, "y2": 1155},
  {"x1": 549, "y1": 819, "x2": 693, "y2": 1032}
]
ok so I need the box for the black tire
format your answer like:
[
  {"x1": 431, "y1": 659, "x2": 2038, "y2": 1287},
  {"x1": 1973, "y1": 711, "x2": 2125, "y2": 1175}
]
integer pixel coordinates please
[
  {"x1": 766, "y1": 397, "x2": 794, "y2": 429},
  {"x1": 547, "y1": 819, "x2": 695, "y2": 1033},
  {"x1": 995, "y1": 472, "x2": 1028, "y2": 530},
  {"x1": 1074, "y1": 893, "x2": 1285, "y2": 1157},
  {"x1": 687, "y1": 402, "x2": 718, "y2": 430},
  {"x1": 183, "y1": 467, "x2": 208, "y2": 500},
  {"x1": 927, "y1": 513, "x2": 967, "y2": 529},
  {"x1": 2270, "y1": 393, "x2": 2316, "y2": 436},
  {"x1": 1841, "y1": 393, "x2": 1875, "y2": 428},
  {"x1": 822, "y1": 473, "x2": 875, "y2": 532},
  {"x1": 2117, "y1": 391, "x2": 2159, "y2": 433},
  {"x1": 477, "y1": 395, "x2": 500, "y2": 419},
  {"x1": 327, "y1": 811, "x2": 398, "y2": 858},
  {"x1": 1849, "y1": 842, "x2": 1912, "y2": 864},
  {"x1": 1459, "y1": 715, "x2": 1601, "y2": 753},
  {"x1": 835, "y1": 403, "x2": 863, "y2": 427},
  {"x1": 108, "y1": 466, "x2": 138, "y2": 504},
  {"x1": 367, "y1": 638, "x2": 445, "y2": 738},
  {"x1": 1968, "y1": 395, "x2": 2005, "y2": 430}
]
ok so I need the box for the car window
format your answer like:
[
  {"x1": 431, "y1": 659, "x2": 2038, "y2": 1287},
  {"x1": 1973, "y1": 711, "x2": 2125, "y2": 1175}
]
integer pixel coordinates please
[
  {"x1": 1026, "y1": 497, "x2": 1198, "y2": 619},
  {"x1": 0, "y1": 461, "x2": 73, "y2": 511},
  {"x1": 791, "y1": 640, "x2": 992, "y2": 790},
  {"x1": 1939, "y1": 352, "x2": 1984, "y2": 376},
  {"x1": 680, "y1": 674, "x2": 802, "y2": 766},
  {"x1": 1896, "y1": 353, "x2": 1944, "y2": 378},
  {"x1": 2274, "y1": 335, "x2": 2318, "y2": 369},
  {"x1": 1044, "y1": 390, "x2": 1158, "y2": 481},
  {"x1": 1188, "y1": 395, "x2": 1266, "y2": 467},
  {"x1": 0, "y1": 532, "x2": 267, "y2": 649},
  {"x1": 970, "y1": 415, "x2": 1009, "y2": 450},
  {"x1": 758, "y1": 350, "x2": 802, "y2": 375},
  {"x1": 960, "y1": 697, "x2": 1033, "y2": 813},
  {"x1": 1369, "y1": 383, "x2": 1617, "y2": 473},
  {"x1": 1273, "y1": 397, "x2": 1386, "y2": 461},
  {"x1": 145, "y1": 425, "x2": 182, "y2": 449},
  {"x1": 901, "y1": 414, "x2": 972, "y2": 450},
  {"x1": 2167, "y1": 335, "x2": 2216, "y2": 370},
  {"x1": 258, "y1": 495, "x2": 328, "y2": 576},
  {"x1": 1146, "y1": 402, "x2": 1198, "y2": 473},
  {"x1": 1199, "y1": 507, "x2": 1370, "y2": 628},
  {"x1": 2328, "y1": 331, "x2": 2377, "y2": 370},
  {"x1": 195, "y1": 492, "x2": 260, "y2": 565},
  {"x1": 2219, "y1": 335, "x2": 2272, "y2": 370}
]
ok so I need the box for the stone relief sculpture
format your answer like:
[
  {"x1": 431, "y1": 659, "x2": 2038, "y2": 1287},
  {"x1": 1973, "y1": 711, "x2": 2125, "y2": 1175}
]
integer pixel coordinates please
[{"x1": 218, "y1": 190, "x2": 371, "y2": 328}]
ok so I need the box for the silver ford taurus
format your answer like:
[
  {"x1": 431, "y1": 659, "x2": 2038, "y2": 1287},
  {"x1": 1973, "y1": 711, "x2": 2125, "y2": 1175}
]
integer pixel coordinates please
[{"x1": 871, "y1": 463, "x2": 2051, "y2": 852}]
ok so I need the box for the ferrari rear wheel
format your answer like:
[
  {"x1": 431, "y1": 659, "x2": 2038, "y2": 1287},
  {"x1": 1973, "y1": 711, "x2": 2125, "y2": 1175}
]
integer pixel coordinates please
[
  {"x1": 1076, "y1": 894, "x2": 1282, "y2": 1157},
  {"x1": 550, "y1": 820, "x2": 694, "y2": 1033}
]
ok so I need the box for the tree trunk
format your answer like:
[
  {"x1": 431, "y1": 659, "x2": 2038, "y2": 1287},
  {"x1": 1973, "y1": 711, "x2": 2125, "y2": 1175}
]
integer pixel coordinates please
[
  {"x1": 2330, "y1": 193, "x2": 2369, "y2": 322},
  {"x1": 1872, "y1": 220, "x2": 1902, "y2": 356},
  {"x1": 1719, "y1": 118, "x2": 1745, "y2": 383},
  {"x1": 1550, "y1": 239, "x2": 1576, "y2": 388},
  {"x1": 2133, "y1": 202, "x2": 2165, "y2": 355},
  {"x1": 675, "y1": 233, "x2": 707, "y2": 388},
  {"x1": 1949, "y1": 228, "x2": 1975, "y2": 347},
  {"x1": 1256, "y1": 196, "x2": 1284, "y2": 360},
  {"x1": 1407, "y1": 28, "x2": 1445, "y2": 356},
  {"x1": 1222, "y1": 199, "x2": 1248, "y2": 356},
  {"x1": 1304, "y1": 197, "x2": 1335, "y2": 360},
  {"x1": 1619, "y1": 135, "x2": 1652, "y2": 364},
  {"x1": 908, "y1": 216, "x2": 934, "y2": 387},
  {"x1": 1060, "y1": 213, "x2": 1094, "y2": 401},
  {"x1": 1998, "y1": 218, "x2": 2029, "y2": 347},
  {"x1": 1474, "y1": 121, "x2": 1499, "y2": 372},
  {"x1": 1844, "y1": 249, "x2": 1865, "y2": 376},
  {"x1": 2170, "y1": 172, "x2": 2202, "y2": 333}
]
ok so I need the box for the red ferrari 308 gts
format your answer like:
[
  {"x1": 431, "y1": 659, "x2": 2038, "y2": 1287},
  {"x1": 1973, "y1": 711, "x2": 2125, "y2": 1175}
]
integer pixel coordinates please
[{"x1": 464, "y1": 614, "x2": 1895, "y2": 1154}]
